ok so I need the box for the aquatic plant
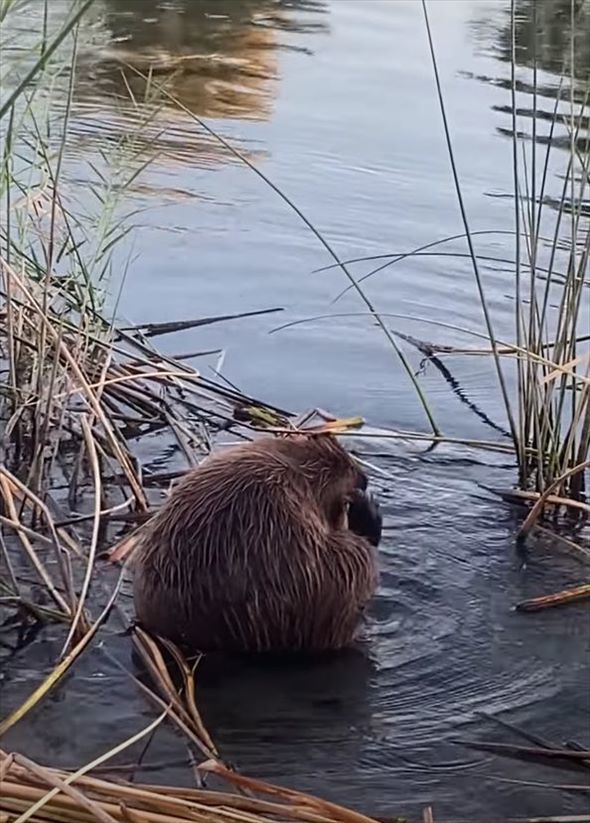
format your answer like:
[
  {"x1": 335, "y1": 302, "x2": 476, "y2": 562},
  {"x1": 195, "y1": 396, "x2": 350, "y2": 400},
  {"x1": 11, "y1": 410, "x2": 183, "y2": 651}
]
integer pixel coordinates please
[{"x1": 423, "y1": 0, "x2": 589, "y2": 540}]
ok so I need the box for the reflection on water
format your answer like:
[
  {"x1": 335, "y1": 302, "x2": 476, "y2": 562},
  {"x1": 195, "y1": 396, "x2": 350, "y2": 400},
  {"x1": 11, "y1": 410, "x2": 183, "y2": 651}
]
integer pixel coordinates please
[
  {"x1": 473, "y1": 0, "x2": 590, "y2": 80},
  {"x1": 469, "y1": 0, "x2": 590, "y2": 112},
  {"x1": 62, "y1": 0, "x2": 328, "y2": 167},
  {"x1": 466, "y1": 0, "x2": 589, "y2": 211},
  {"x1": 80, "y1": 0, "x2": 328, "y2": 120},
  {"x1": 1, "y1": 0, "x2": 328, "y2": 167}
]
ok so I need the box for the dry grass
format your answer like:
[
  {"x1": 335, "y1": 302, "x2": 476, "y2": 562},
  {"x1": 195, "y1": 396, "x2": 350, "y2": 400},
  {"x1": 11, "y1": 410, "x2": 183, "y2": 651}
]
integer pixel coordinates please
[{"x1": 1, "y1": 742, "x2": 385, "y2": 823}]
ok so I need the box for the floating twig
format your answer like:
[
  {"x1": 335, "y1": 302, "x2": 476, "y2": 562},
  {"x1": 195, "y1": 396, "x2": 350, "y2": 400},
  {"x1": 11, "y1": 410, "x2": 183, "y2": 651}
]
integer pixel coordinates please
[
  {"x1": 515, "y1": 583, "x2": 590, "y2": 612},
  {"x1": 117, "y1": 306, "x2": 284, "y2": 337}
]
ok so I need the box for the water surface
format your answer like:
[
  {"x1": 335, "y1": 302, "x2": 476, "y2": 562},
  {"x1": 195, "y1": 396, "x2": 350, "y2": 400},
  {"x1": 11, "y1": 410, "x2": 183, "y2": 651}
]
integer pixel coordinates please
[{"x1": 1, "y1": 0, "x2": 589, "y2": 818}]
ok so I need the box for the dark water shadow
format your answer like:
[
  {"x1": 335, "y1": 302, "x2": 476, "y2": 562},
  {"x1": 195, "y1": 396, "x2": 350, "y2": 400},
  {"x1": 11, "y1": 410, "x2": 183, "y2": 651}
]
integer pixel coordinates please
[{"x1": 130, "y1": 641, "x2": 377, "y2": 770}]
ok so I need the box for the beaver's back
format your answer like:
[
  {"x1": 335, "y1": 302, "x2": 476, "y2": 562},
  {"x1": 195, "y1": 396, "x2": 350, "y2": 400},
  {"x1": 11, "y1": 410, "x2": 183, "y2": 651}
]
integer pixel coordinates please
[{"x1": 132, "y1": 435, "x2": 375, "y2": 653}]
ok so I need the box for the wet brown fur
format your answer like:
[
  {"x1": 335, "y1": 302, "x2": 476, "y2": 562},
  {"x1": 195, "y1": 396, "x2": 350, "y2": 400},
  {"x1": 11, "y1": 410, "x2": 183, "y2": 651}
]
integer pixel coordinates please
[{"x1": 133, "y1": 434, "x2": 379, "y2": 653}]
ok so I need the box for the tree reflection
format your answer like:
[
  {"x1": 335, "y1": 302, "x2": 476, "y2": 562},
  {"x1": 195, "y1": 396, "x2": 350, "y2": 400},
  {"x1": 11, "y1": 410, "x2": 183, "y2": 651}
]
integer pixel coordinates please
[
  {"x1": 467, "y1": 0, "x2": 589, "y2": 161},
  {"x1": 86, "y1": 0, "x2": 329, "y2": 120},
  {"x1": 471, "y1": 0, "x2": 590, "y2": 80}
]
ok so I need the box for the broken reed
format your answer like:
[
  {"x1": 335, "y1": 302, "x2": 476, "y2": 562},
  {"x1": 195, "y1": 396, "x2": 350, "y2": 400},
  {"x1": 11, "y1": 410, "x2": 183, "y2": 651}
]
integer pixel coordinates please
[
  {"x1": 0, "y1": 629, "x2": 385, "y2": 823},
  {"x1": 1, "y1": 750, "x2": 385, "y2": 823}
]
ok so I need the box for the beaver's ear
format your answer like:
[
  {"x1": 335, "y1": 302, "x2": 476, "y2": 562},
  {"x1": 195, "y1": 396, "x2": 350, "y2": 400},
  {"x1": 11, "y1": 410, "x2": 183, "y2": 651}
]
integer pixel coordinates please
[
  {"x1": 285, "y1": 431, "x2": 328, "y2": 444},
  {"x1": 281, "y1": 431, "x2": 309, "y2": 443},
  {"x1": 306, "y1": 431, "x2": 335, "y2": 443}
]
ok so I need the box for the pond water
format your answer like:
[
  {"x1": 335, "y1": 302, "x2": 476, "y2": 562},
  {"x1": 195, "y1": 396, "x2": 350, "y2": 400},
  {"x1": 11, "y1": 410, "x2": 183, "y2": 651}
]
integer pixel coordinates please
[{"x1": 1, "y1": 0, "x2": 589, "y2": 818}]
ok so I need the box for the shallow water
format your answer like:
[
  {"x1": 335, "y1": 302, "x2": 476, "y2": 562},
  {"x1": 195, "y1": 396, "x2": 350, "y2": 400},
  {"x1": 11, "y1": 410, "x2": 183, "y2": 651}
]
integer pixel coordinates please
[{"x1": 1, "y1": 0, "x2": 590, "y2": 818}]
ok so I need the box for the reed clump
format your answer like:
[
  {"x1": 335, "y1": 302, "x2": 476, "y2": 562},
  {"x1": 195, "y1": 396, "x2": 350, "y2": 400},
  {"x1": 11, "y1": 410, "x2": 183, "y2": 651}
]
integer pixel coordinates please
[
  {"x1": 418, "y1": 0, "x2": 590, "y2": 545},
  {"x1": 0, "y1": 747, "x2": 385, "y2": 823}
]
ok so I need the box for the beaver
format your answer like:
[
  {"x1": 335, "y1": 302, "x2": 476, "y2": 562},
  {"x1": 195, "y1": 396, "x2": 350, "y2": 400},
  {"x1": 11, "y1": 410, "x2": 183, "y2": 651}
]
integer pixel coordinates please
[{"x1": 132, "y1": 434, "x2": 382, "y2": 654}]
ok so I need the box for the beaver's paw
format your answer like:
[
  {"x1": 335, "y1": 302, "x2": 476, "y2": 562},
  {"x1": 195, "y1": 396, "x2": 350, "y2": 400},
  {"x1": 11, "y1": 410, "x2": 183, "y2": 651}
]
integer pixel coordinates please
[{"x1": 347, "y1": 489, "x2": 382, "y2": 548}]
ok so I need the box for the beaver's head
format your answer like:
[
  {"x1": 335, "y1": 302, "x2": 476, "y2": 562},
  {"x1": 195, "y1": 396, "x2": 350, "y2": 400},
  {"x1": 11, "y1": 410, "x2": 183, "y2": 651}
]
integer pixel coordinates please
[{"x1": 273, "y1": 433, "x2": 367, "y2": 527}]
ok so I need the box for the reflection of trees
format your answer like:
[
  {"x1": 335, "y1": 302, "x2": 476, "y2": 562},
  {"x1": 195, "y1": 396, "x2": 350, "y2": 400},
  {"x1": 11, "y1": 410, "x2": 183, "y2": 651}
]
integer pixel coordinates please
[
  {"x1": 85, "y1": 0, "x2": 329, "y2": 121},
  {"x1": 471, "y1": 0, "x2": 590, "y2": 80},
  {"x1": 103, "y1": 0, "x2": 329, "y2": 45},
  {"x1": 500, "y1": 0, "x2": 589, "y2": 78},
  {"x1": 466, "y1": 0, "x2": 589, "y2": 218},
  {"x1": 467, "y1": 0, "x2": 589, "y2": 155}
]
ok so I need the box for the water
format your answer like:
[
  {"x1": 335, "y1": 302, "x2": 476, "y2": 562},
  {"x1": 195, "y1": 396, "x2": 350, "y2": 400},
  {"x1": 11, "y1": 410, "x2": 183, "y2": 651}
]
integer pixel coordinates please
[{"x1": 1, "y1": 0, "x2": 589, "y2": 818}]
